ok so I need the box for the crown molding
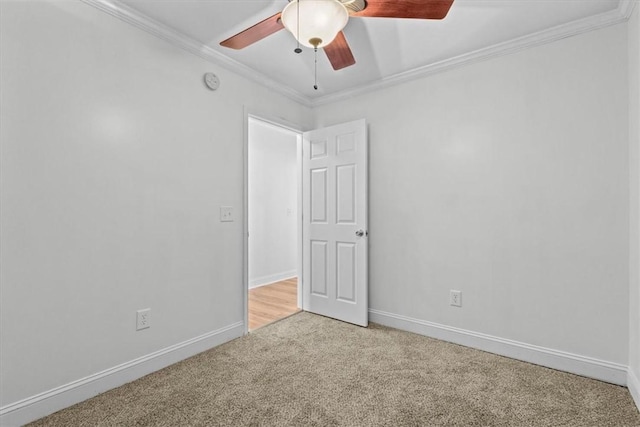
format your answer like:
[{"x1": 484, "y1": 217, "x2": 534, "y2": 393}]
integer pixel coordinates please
[
  {"x1": 80, "y1": 0, "x2": 313, "y2": 107},
  {"x1": 621, "y1": 0, "x2": 638, "y2": 19},
  {"x1": 311, "y1": 0, "x2": 637, "y2": 107},
  {"x1": 82, "y1": 0, "x2": 635, "y2": 109}
]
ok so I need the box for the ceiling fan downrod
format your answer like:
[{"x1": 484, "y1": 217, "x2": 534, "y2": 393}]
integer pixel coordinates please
[{"x1": 294, "y1": 0, "x2": 302, "y2": 53}]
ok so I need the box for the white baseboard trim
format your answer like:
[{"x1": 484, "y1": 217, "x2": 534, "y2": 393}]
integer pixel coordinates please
[
  {"x1": 628, "y1": 368, "x2": 640, "y2": 413},
  {"x1": 0, "y1": 321, "x2": 244, "y2": 427},
  {"x1": 369, "y1": 309, "x2": 627, "y2": 386},
  {"x1": 249, "y1": 271, "x2": 296, "y2": 289}
]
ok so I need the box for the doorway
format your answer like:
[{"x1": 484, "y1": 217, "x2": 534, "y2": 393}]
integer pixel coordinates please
[{"x1": 247, "y1": 116, "x2": 302, "y2": 331}]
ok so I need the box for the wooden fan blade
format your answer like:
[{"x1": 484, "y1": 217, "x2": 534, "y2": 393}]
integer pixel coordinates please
[
  {"x1": 353, "y1": 0, "x2": 454, "y2": 20},
  {"x1": 220, "y1": 12, "x2": 284, "y2": 50},
  {"x1": 324, "y1": 32, "x2": 356, "y2": 71}
]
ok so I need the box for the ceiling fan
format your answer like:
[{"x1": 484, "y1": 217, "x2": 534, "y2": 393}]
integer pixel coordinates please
[{"x1": 220, "y1": 0, "x2": 455, "y2": 72}]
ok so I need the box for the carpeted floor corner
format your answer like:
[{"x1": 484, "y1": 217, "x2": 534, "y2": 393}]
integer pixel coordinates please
[{"x1": 30, "y1": 312, "x2": 640, "y2": 426}]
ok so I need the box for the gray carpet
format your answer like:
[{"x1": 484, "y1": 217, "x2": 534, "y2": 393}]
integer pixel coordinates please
[{"x1": 30, "y1": 312, "x2": 640, "y2": 426}]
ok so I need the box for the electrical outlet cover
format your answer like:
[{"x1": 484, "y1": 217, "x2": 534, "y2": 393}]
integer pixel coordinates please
[
  {"x1": 450, "y1": 290, "x2": 462, "y2": 307},
  {"x1": 136, "y1": 308, "x2": 151, "y2": 330}
]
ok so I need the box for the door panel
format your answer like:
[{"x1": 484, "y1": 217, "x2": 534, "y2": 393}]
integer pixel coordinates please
[
  {"x1": 336, "y1": 165, "x2": 356, "y2": 224},
  {"x1": 302, "y1": 119, "x2": 368, "y2": 326},
  {"x1": 310, "y1": 240, "x2": 328, "y2": 297},
  {"x1": 336, "y1": 242, "x2": 356, "y2": 302},
  {"x1": 311, "y1": 168, "x2": 328, "y2": 223},
  {"x1": 311, "y1": 138, "x2": 328, "y2": 158}
]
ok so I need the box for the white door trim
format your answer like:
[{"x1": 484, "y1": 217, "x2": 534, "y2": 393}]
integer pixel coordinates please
[{"x1": 243, "y1": 108, "x2": 304, "y2": 334}]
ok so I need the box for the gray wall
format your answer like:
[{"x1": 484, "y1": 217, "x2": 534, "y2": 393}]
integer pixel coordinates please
[
  {"x1": 0, "y1": 0, "x2": 311, "y2": 407},
  {"x1": 315, "y1": 23, "x2": 629, "y2": 364}
]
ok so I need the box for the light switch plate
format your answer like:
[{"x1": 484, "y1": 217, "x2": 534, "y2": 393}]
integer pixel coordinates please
[{"x1": 220, "y1": 206, "x2": 234, "y2": 222}]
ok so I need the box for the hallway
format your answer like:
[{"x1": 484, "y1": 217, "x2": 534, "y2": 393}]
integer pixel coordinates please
[{"x1": 248, "y1": 278, "x2": 299, "y2": 330}]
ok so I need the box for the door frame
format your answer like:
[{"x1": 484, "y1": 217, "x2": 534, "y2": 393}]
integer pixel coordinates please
[{"x1": 243, "y1": 108, "x2": 305, "y2": 334}]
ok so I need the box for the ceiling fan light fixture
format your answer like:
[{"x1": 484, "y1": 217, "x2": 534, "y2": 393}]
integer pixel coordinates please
[{"x1": 281, "y1": 0, "x2": 349, "y2": 49}]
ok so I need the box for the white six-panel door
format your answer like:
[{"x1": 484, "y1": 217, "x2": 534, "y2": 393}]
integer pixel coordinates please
[{"x1": 302, "y1": 119, "x2": 368, "y2": 327}]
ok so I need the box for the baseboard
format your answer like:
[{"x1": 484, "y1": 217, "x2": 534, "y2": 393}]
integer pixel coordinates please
[
  {"x1": 629, "y1": 368, "x2": 640, "y2": 413},
  {"x1": 0, "y1": 321, "x2": 244, "y2": 427},
  {"x1": 369, "y1": 309, "x2": 627, "y2": 386},
  {"x1": 249, "y1": 271, "x2": 296, "y2": 289}
]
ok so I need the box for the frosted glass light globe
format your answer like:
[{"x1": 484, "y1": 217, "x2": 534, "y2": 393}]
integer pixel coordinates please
[{"x1": 281, "y1": 0, "x2": 349, "y2": 49}]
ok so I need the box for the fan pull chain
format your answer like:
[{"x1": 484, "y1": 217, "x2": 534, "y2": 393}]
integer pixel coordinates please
[
  {"x1": 294, "y1": 0, "x2": 302, "y2": 54},
  {"x1": 314, "y1": 47, "x2": 318, "y2": 90},
  {"x1": 309, "y1": 38, "x2": 321, "y2": 90}
]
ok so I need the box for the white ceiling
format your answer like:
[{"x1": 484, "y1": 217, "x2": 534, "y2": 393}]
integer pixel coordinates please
[{"x1": 115, "y1": 0, "x2": 623, "y2": 101}]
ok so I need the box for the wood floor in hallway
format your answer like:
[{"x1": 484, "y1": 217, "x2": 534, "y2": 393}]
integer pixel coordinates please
[{"x1": 248, "y1": 278, "x2": 300, "y2": 331}]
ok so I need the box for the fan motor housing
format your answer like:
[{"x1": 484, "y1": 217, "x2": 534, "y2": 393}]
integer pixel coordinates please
[{"x1": 287, "y1": 0, "x2": 366, "y2": 14}]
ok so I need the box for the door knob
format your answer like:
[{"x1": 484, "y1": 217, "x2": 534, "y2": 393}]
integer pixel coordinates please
[{"x1": 355, "y1": 229, "x2": 366, "y2": 237}]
